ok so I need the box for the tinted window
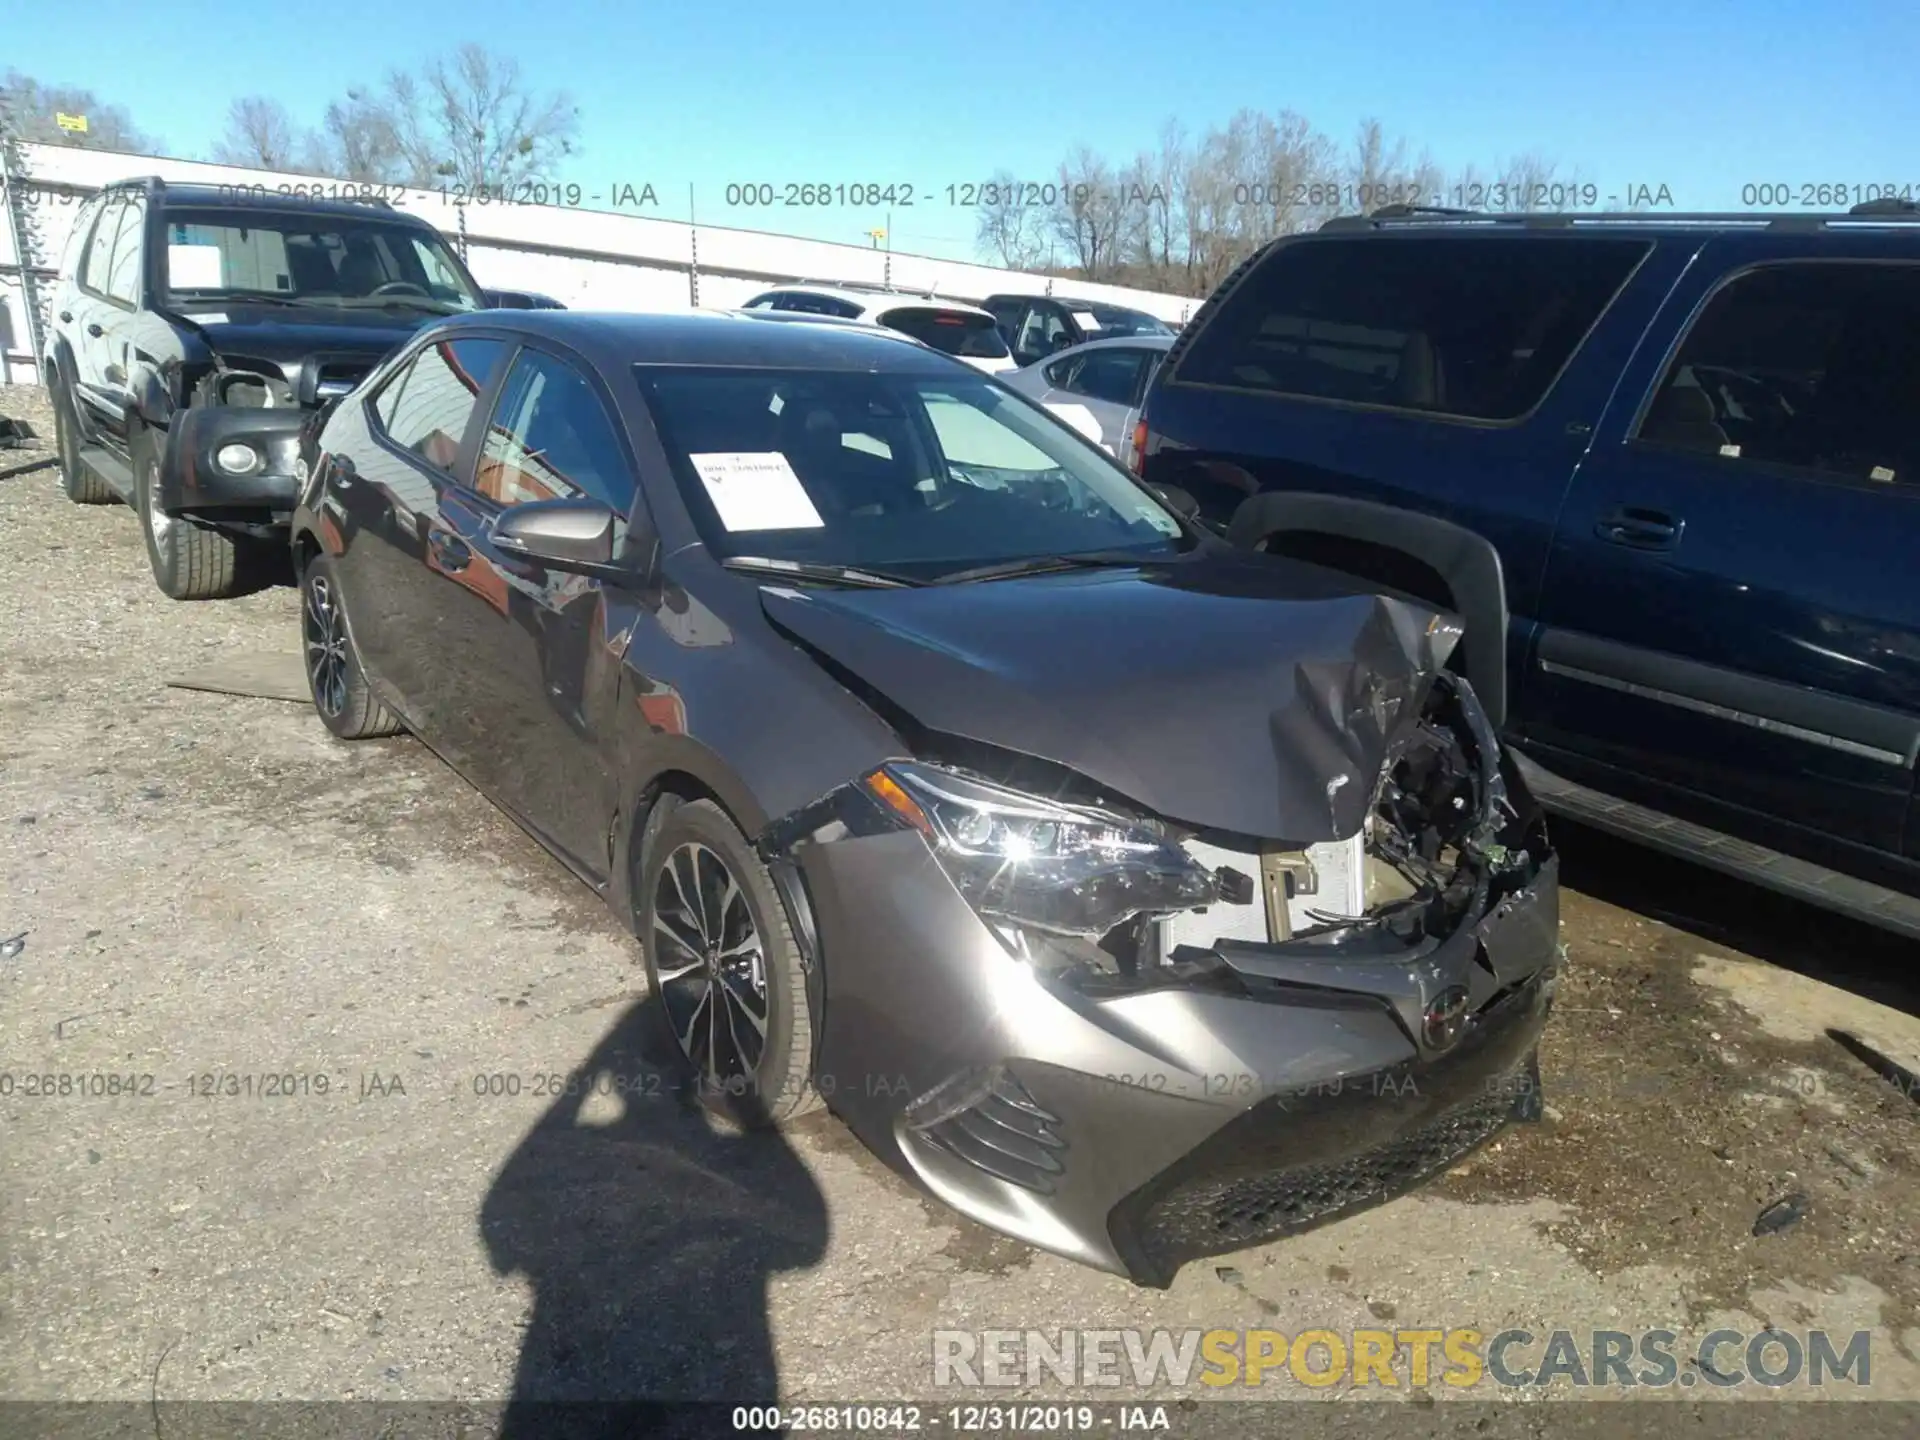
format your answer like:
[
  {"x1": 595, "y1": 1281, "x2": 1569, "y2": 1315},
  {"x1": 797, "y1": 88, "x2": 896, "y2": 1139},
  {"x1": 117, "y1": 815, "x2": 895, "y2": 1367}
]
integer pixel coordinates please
[
  {"x1": 1637, "y1": 263, "x2": 1920, "y2": 487},
  {"x1": 80, "y1": 198, "x2": 129, "y2": 293},
  {"x1": 377, "y1": 336, "x2": 508, "y2": 473},
  {"x1": 477, "y1": 350, "x2": 633, "y2": 510},
  {"x1": 1065, "y1": 347, "x2": 1149, "y2": 405},
  {"x1": 635, "y1": 367, "x2": 1184, "y2": 578},
  {"x1": 60, "y1": 197, "x2": 104, "y2": 279},
  {"x1": 779, "y1": 293, "x2": 864, "y2": 318},
  {"x1": 1176, "y1": 236, "x2": 1649, "y2": 421},
  {"x1": 1042, "y1": 356, "x2": 1078, "y2": 387},
  {"x1": 104, "y1": 197, "x2": 146, "y2": 304},
  {"x1": 1082, "y1": 305, "x2": 1174, "y2": 339},
  {"x1": 880, "y1": 307, "x2": 1011, "y2": 359}
]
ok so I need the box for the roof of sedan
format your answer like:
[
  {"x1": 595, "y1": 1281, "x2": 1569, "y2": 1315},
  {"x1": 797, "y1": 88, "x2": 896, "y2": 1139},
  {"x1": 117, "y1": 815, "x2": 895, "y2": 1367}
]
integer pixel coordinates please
[{"x1": 432, "y1": 307, "x2": 968, "y2": 372}]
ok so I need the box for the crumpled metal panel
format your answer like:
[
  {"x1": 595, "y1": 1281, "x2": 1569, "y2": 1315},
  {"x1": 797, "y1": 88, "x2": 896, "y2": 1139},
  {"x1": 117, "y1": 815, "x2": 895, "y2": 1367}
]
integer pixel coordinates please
[{"x1": 758, "y1": 555, "x2": 1461, "y2": 843}]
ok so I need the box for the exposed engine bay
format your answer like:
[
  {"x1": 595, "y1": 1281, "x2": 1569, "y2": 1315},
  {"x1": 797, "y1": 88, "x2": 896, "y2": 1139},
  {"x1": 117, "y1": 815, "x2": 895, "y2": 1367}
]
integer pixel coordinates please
[{"x1": 758, "y1": 666, "x2": 1547, "y2": 997}]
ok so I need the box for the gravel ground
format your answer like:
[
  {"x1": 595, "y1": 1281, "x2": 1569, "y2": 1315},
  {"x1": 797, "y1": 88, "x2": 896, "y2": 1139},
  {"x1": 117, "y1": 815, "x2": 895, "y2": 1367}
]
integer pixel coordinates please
[{"x1": 4, "y1": 379, "x2": 1920, "y2": 1430}]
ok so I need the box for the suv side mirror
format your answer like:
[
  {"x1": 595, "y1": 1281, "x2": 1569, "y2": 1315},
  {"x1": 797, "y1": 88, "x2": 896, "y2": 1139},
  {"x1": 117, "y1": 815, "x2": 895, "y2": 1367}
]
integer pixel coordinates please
[{"x1": 492, "y1": 497, "x2": 632, "y2": 580}]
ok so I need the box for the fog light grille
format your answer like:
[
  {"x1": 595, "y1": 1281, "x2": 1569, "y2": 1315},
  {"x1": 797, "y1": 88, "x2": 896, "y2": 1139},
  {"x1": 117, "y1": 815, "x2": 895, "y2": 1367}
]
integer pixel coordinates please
[{"x1": 914, "y1": 1068, "x2": 1067, "y2": 1195}]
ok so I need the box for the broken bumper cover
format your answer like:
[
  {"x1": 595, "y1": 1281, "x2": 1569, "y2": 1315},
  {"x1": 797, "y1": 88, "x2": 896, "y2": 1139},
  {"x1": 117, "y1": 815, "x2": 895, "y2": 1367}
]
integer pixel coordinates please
[
  {"x1": 158, "y1": 406, "x2": 305, "y2": 515},
  {"x1": 790, "y1": 819, "x2": 1560, "y2": 1287}
]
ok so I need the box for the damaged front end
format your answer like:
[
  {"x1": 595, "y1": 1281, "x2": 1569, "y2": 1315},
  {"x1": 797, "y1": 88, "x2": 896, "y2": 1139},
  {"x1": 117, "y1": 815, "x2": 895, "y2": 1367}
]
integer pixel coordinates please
[{"x1": 756, "y1": 662, "x2": 1560, "y2": 1286}]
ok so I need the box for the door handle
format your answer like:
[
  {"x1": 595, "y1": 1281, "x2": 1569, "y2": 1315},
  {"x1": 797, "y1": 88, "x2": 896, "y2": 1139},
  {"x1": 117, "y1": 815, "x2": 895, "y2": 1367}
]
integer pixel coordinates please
[
  {"x1": 59, "y1": 310, "x2": 73, "y2": 323},
  {"x1": 86, "y1": 323, "x2": 104, "y2": 338},
  {"x1": 1595, "y1": 505, "x2": 1683, "y2": 551},
  {"x1": 428, "y1": 529, "x2": 471, "y2": 572}
]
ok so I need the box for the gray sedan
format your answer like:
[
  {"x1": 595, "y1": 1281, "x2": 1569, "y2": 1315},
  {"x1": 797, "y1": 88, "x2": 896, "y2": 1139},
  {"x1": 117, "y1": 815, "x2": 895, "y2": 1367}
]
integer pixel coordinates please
[{"x1": 999, "y1": 334, "x2": 1174, "y2": 457}]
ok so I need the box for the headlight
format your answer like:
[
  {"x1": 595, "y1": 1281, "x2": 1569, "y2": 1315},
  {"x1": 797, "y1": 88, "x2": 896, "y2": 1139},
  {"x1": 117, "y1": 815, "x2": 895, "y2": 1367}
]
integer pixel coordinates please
[{"x1": 862, "y1": 761, "x2": 1218, "y2": 939}]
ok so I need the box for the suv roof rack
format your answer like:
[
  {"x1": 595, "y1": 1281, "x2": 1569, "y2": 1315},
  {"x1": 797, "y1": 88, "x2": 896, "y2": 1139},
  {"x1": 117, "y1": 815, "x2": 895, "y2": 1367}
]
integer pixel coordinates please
[
  {"x1": 99, "y1": 174, "x2": 394, "y2": 209},
  {"x1": 1319, "y1": 202, "x2": 1920, "y2": 233}
]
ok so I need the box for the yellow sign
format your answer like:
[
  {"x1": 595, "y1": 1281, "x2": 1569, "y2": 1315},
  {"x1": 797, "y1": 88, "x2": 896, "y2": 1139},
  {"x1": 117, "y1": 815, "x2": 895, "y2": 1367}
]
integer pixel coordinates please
[{"x1": 56, "y1": 112, "x2": 89, "y2": 133}]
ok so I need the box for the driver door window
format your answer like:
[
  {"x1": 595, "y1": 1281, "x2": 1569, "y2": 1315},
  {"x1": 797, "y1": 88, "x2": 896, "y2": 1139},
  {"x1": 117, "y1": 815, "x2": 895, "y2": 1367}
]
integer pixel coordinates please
[
  {"x1": 1063, "y1": 348, "x2": 1149, "y2": 406},
  {"x1": 477, "y1": 350, "x2": 634, "y2": 512},
  {"x1": 1633, "y1": 262, "x2": 1920, "y2": 488}
]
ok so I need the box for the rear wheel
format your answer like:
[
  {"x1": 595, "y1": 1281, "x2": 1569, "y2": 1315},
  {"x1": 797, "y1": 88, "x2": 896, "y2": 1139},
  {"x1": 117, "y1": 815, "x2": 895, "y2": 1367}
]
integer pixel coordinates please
[
  {"x1": 53, "y1": 377, "x2": 114, "y2": 505},
  {"x1": 638, "y1": 796, "x2": 820, "y2": 1127},
  {"x1": 135, "y1": 425, "x2": 245, "y2": 600},
  {"x1": 300, "y1": 552, "x2": 403, "y2": 740}
]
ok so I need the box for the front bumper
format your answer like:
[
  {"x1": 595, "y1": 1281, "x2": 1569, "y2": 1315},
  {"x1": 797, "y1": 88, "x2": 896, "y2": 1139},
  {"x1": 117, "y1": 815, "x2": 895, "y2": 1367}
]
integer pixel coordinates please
[
  {"x1": 158, "y1": 405, "x2": 306, "y2": 516},
  {"x1": 795, "y1": 830, "x2": 1560, "y2": 1287}
]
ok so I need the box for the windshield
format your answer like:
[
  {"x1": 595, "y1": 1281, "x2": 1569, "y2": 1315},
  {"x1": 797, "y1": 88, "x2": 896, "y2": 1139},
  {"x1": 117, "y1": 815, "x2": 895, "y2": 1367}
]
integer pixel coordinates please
[
  {"x1": 636, "y1": 367, "x2": 1187, "y2": 579},
  {"x1": 877, "y1": 307, "x2": 1012, "y2": 359},
  {"x1": 159, "y1": 207, "x2": 484, "y2": 312},
  {"x1": 1086, "y1": 305, "x2": 1175, "y2": 338}
]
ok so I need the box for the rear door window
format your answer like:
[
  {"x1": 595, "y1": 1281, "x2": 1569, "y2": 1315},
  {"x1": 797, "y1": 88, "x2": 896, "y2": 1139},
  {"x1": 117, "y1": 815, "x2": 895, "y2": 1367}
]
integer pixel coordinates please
[
  {"x1": 1174, "y1": 235, "x2": 1650, "y2": 421},
  {"x1": 1063, "y1": 347, "x2": 1150, "y2": 405},
  {"x1": 1635, "y1": 261, "x2": 1920, "y2": 488},
  {"x1": 881, "y1": 307, "x2": 1012, "y2": 359}
]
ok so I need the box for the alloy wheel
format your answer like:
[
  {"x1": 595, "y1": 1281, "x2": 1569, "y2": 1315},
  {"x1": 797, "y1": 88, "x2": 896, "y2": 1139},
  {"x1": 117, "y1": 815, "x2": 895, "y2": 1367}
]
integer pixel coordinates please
[
  {"x1": 651, "y1": 841, "x2": 770, "y2": 1088},
  {"x1": 303, "y1": 573, "x2": 350, "y2": 718}
]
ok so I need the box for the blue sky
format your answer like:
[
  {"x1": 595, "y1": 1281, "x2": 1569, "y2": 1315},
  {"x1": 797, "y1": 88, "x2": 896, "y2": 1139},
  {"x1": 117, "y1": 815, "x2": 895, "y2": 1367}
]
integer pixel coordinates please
[{"x1": 10, "y1": 0, "x2": 1917, "y2": 263}]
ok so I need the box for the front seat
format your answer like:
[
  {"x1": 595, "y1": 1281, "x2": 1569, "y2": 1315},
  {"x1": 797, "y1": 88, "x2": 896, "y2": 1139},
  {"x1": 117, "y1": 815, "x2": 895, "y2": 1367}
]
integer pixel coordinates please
[
  {"x1": 335, "y1": 239, "x2": 389, "y2": 296},
  {"x1": 1641, "y1": 385, "x2": 1731, "y2": 453}
]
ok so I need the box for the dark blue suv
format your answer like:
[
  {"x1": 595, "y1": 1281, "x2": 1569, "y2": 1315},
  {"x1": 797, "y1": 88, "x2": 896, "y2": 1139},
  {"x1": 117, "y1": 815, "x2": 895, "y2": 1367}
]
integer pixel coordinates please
[{"x1": 1135, "y1": 201, "x2": 1920, "y2": 937}]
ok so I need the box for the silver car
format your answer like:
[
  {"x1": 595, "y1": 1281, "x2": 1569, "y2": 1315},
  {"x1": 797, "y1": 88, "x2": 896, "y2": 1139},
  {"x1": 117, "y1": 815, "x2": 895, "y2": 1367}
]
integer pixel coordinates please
[{"x1": 1000, "y1": 335, "x2": 1174, "y2": 457}]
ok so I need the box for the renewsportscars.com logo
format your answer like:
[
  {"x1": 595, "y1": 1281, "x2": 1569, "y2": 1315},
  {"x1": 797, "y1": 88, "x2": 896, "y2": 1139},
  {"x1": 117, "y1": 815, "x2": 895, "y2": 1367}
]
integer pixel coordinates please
[{"x1": 932, "y1": 1327, "x2": 1874, "y2": 1391}]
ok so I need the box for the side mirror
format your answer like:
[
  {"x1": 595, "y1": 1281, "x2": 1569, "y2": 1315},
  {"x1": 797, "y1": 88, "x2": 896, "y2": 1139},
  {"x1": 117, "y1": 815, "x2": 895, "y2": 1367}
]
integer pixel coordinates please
[
  {"x1": 1148, "y1": 482, "x2": 1199, "y2": 521},
  {"x1": 491, "y1": 497, "x2": 631, "y2": 580}
]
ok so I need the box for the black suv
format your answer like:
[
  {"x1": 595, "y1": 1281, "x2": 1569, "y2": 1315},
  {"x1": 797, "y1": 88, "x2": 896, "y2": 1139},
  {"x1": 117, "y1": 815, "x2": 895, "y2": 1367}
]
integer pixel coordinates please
[
  {"x1": 43, "y1": 178, "x2": 490, "y2": 599},
  {"x1": 981, "y1": 293, "x2": 1175, "y2": 368},
  {"x1": 1136, "y1": 201, "x2": 1920, "y2": 938}
]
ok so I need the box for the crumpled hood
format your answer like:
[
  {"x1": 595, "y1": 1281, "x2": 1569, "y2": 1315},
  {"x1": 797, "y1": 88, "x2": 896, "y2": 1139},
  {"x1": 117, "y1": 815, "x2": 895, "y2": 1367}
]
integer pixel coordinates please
[
  {"x1": 167, "y1": 302, "x2": 431, "y2": 368},
  {"x1": 759, "y1": 555, "x2": 1462, "y2": 841}
]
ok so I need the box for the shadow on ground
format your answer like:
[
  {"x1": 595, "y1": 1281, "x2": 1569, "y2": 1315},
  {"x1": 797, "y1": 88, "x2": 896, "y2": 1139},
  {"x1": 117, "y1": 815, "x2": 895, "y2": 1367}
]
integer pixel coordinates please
[
  {"x1": 480, "y1": 998, "x2": 829, "y2": 1434},
  {"x1": 1552, "y1": 818, "x2": 1920, "y2": 1018}
]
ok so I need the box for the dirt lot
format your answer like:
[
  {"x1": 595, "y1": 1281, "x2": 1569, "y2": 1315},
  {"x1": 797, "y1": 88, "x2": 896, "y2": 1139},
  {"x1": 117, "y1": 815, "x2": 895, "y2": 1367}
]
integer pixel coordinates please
[{"x1": 4, "y1": 379, "x2": 1920, "y2": 1429}]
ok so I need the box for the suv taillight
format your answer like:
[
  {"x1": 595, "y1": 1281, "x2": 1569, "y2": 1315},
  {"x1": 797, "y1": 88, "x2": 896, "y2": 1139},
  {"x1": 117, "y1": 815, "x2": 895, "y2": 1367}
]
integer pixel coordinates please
[{"x1": 1127, "y1": 418, "x2": 1149, "y2": 476}]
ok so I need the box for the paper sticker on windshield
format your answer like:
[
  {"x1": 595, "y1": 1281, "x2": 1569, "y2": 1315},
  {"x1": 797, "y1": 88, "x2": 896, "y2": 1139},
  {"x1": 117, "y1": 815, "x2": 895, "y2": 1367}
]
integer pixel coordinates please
[
  {"x1": 690, "y1": 452, "x2": 825, "y2": 531},
  {"x1": 167, "y1": 244, "x2": 223, "y2": 289},
  {"x1": 1071, "y1": 311, "x2": 1101, "y2": 331}
]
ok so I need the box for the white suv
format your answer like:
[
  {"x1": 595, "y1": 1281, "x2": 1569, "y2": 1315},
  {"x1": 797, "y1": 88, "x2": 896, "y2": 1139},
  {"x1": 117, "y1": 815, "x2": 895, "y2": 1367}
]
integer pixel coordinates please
[{"x1": 738, "y1": 285, "x2": 1017, "y2": 375}]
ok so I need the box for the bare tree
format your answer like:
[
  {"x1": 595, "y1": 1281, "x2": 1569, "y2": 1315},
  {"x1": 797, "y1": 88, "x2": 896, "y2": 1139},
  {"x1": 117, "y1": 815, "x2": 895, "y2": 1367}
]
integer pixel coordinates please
[
  {"x1": 316, "y1": 88, "x2": 407, "y2": 183},
  {"x1": 1040, "y1": 147, "x2": 1130, "y2": 281},
  {"x1": 0, "y1": 69, "x2": 156, "y2": 152},
  {"x1": 371, "y1": 45, "x2": 580, "y2": 191},
  {"x1": 974, "y1": 169, "x2": 1050, "y2": 270},
  {"x1": 1346, "y1": 118, "x2": 1444, "y2": 212},
  {"x1": 211, "y1": 97, "x2": 301, "y2": 171}
]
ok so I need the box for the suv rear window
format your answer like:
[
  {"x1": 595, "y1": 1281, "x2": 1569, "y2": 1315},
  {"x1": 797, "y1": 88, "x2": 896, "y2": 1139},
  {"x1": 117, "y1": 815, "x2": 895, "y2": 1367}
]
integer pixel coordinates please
[
  {"x1": 879, "y1": 307, "x2": 1012, "y2": 359},
  {"x1": 1174, "y1": 235, "x2": 1649, "y2": 421}
]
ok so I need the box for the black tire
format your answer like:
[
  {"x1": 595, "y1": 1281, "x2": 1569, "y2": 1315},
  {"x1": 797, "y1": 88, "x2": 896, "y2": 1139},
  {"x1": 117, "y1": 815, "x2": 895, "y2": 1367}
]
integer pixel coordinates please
[
  {"x1": 638, "y1": 796, "x2": 821, "y2": 1128},
  {"x1": 300, "y1": 551, "x2": 404, "y2": 740},
  {"x1": 53, "y1": 375, "x2": 115, "y2": 505},
  {"x1": 134, "y1": 423, "x2": 247, "y2": 600}
]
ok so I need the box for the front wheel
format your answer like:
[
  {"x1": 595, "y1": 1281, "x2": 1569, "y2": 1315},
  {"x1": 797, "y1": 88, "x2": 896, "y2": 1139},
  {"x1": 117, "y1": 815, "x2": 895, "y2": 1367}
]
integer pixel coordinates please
[
  {"x1": 135, "y1": 426, "x2": 245, "y2": 600},
  {"x1": 637, "y1": 796, "x2": 821, "y2": 1128},
  {"x1": 300, "y1": 552, "x2": 403, "y2": 740}
]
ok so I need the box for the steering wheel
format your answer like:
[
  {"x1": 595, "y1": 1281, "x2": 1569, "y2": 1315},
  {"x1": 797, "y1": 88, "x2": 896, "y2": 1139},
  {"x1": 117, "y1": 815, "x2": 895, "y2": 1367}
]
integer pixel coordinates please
[{"x1": 372, "y1": 280, "x2": 431, "y2": 298}]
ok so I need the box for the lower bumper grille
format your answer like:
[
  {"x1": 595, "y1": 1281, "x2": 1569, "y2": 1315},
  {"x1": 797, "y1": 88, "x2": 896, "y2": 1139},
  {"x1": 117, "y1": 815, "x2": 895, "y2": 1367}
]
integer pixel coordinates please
[{"x1": 1113, "y1": 1051, "x2": 1540, "y2": 1286}]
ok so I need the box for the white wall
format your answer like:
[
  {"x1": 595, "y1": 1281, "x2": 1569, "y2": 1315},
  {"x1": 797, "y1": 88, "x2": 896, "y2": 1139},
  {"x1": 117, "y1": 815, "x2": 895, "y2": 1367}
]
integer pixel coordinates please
[{"x1": 2, "y1": 144, "x2": 1200, "y2": 383}]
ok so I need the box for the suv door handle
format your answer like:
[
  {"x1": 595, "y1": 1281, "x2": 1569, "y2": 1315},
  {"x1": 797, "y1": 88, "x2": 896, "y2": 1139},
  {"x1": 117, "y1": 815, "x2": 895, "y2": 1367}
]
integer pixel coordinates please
[
  {"x1": 428, "y1": 529, "x2": 471, "y2": 572},
  {"x1": 1595, "y1": 505, "x2": 1683, "y2": 551},
  {"x1": 59, "y1": 310, "x2": 73, "y2": 324},
  {"x1": 85, "y1": 323, "x2": 104, "y2": 338}
]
